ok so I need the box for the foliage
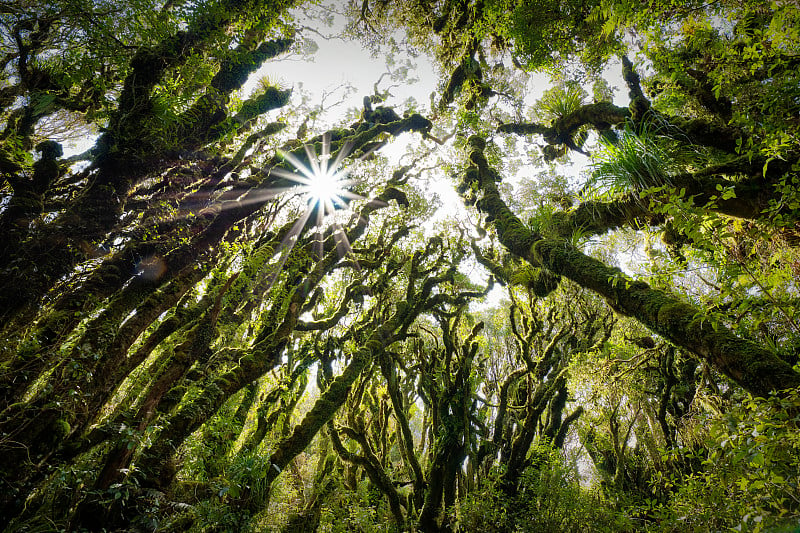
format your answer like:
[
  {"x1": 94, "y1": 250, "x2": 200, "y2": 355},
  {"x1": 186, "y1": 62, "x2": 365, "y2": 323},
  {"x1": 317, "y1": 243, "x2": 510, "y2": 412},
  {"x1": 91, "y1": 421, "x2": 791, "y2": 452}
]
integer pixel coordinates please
[
  {"x1": 504, "y1": 0, "x2": 620, "y2": 72},
  {"x1": 2, "y1": 0, "x2": 800, "y2": 531},
  {"x1": 455, "y1": 443, "x2": 629, "y2": 532},
  {"x1": 589, "y1": 124, "x2": 674, "y2": 194},
  {"x1": 317, "y1": 481, "x2": 397, "y2": 533},
  {"x1": 534, "y1": 82, "x2": 588, "y2": 123},
  {"x1": 646, "y1": 390, "x2": 800, "y2": 533}
]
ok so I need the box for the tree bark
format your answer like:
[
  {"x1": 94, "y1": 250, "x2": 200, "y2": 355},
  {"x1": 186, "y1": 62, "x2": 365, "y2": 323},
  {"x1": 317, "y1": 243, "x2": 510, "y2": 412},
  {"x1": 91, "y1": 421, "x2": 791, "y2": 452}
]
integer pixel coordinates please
[{"x1": 462, "y1": 135, "x2": 800, "y2": 396}]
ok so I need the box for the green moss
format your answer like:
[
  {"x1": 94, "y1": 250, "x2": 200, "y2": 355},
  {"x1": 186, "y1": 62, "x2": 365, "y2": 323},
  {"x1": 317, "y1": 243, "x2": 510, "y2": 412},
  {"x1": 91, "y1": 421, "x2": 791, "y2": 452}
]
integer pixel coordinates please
[
  {"x1": 365, "y1": 339, "x2": 384, "y2": 352},
  {"x1": 9, "y1": 192, "x2": 44, "y2": 212},
  {"x1": 53, "y1": 419, "x2": 71, "y2": 440},
  {"x1": 158, "y1": 385, "x2": 188, "y2": 413},
  {"x1": 213, "y1": 38, "x2": 293, "y2": 92},
  {"x1": 237, "y1": 354, "x2": 255, "y2": 368},
  {"x1": 236, "y1": 87, "x2": 291, "y2": 123},
  {"x1": 467, "y1": 135, "x2": 486, "y2": 150},
  {"x1": 656, "y1": 301, "x2": 694, "y2": 327},
  {"x1": 395, "y1": 301, "x2": 409, "y2": 315},
  {"x1": 511, "y1": 266, "x2": 561, "y2": 297},
  {"x1": 404, "y1": 113, "x2": 432, "y2": 133},
  {"x1": 382, "y1": 187, "x2": 409, "y2": 207}
]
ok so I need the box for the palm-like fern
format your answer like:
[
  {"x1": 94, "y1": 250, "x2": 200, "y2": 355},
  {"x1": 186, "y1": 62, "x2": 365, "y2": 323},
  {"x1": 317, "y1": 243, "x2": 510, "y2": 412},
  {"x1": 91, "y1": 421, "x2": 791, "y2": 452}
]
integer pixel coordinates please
[
  {"x1": 588, "y1": 119, "x2": 683, "y2": 194},
  {"x1": 535, "y1": 82, "x2": 587, "y2": 122}
]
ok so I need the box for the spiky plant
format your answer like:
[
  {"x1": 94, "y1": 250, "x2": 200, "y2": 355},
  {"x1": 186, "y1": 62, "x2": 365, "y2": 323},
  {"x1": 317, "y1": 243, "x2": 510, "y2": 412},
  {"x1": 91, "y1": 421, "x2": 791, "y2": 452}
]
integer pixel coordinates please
[
  {"x1": 534, "y1": 82, "x2": 592, "y2": 160},
  {"x1": 589, "y1": 120, "x2": 677, "y2": 194},
  {"x1": 535, "y1": 82, "x2": 587, "y2": 122}
]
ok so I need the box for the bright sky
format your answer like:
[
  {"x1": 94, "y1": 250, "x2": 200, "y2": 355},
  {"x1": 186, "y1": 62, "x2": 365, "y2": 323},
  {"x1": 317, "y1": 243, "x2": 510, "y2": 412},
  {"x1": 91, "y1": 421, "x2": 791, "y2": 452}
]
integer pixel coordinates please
[
  {"x1": 43, "y1": 3, "x2": 666, "y2": 334},
  {"x1": 54, "y1": 2, "x2": 636, "y2": 308},
  {"x1": 249, "y1": 3, "x2": 637, "y2": 307},
  {"x1": 253, "y1": 12, "x2": 464, "y2": 219}
]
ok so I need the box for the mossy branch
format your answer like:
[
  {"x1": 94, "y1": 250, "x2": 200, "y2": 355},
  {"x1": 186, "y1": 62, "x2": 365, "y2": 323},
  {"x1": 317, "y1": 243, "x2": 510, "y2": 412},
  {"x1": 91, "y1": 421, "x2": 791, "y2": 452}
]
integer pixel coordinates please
[{"x1": 460, "y1": 136, "x2": 800, "y2": 396}]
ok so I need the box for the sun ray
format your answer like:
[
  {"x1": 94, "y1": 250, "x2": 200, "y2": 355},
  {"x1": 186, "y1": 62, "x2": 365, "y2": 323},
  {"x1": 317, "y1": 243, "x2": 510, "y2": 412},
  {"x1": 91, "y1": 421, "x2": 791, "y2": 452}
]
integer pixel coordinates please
[{"x1": 256, "y1": 132, "x2": 371, "y2": 291}]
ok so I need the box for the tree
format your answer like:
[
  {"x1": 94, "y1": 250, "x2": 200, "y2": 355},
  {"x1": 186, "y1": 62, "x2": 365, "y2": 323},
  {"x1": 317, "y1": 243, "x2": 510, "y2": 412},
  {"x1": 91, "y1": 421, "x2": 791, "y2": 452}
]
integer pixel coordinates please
[
  {"x1": 2, "y1": 0, "x2": 800, "y2": 531},
  {"x1": 0, "y1": 0, "x2": 436, "y2": 527}
]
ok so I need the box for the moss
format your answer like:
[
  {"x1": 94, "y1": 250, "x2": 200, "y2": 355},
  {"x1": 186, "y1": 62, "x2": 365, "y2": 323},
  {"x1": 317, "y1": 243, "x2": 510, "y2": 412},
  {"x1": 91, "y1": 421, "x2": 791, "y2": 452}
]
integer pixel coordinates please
[
  {"x1": 467, "y1": 135, "x2": 486, "y2": 151},
  {"x1": 621, "y1": 56, "x2": 650, "y2": 121},
  {"x1": 212, "y1": 38, "x2": 293, "y2": 92},
  {"x1": 365, "y1": 339, "x2": 385, "y2": 352},
  {"x1": 656, "y1": 301, "x2": 696, "y2": 327},
  {"x1": 381, "y1": 187, "x2": 409, "y2": 207},
  {"x1": 158, "y1": 385, "x2": 187, "y2": 413},
  {"x1": 532, "y1": 238, "x2": 800, "y2": 395},
  {"x1": 405, "y1": 113, "x2": 432, "y2": 132},
  {"x1": 35, "y1": 140, "x2": 62, "y2": 160},
  {"x1": 235, "y1": 87, "x2": 291, "y2": 123},
  {"x1": 50, "y1": 419, "x2": 71, "y2": 446},
  {"x1": 237, "y1": 354, "x2": 255, "y2": 368},
  {"x1": 395, "y1": 301, "x2": 409, "y2": 316},
  {"x1": 8, "y1": 192, "x2": 44, "y2": 213},
  {"x1": 511, "y1": 267, "x2": 560, "y2": 297},
  {"x1": 464, "y1": 167, "x2": 479, "y2": 185}
]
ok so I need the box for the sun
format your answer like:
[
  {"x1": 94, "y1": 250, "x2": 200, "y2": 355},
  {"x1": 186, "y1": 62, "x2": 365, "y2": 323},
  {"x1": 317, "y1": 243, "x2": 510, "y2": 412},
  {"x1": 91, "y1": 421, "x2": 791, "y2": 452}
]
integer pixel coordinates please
[
  {"x1": 289, "y1": 148, "x2": 356, "y2": 213},
  {"x1": 307, "y1": 162, "x2": 346, "y2": 205},
  {"x1": 272, "y1": 133, "x2": 361, "y2": 218},
  {"x1": 258, "y1": 132, "x2": 369, "y2": 282}
]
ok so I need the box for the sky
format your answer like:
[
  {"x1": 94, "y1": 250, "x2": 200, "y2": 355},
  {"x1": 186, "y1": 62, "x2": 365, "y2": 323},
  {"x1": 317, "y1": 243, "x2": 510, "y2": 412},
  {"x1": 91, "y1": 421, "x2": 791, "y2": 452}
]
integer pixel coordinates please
[
  {"x1": 56, "y1": 2, "x2": 635, "y2": 307},
  {"x1": 252, "y1": 12, "x2": 465, "y2": 226},
  {"x1": 251, "y1": 2, "x2": 632, "y2": 195},
  {"x1": 51, "y1": 1, "x2": 639, "y2": 309},
  {"x1": 248, "y1": 3, "x2": 638, "y2": 306}
]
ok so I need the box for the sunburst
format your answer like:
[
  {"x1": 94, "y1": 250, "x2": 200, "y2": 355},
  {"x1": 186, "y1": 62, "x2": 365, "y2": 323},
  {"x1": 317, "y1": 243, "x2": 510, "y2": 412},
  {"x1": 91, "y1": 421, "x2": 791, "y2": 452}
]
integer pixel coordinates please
[
  {"x1": 275, "y1": 133, "x2": 361, "y2": 219},
  {"x1": 264, "y1": 132, "x2": 367, "y2": 284}
]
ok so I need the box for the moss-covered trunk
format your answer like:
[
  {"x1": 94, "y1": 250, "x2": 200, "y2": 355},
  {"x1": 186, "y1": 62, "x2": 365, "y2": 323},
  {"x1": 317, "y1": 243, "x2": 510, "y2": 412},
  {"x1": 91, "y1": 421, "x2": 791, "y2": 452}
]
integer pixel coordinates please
[
  {"x1": 462, "y1": 135, "x2": 800, "y2": 396},
  {"x1": 261, "y1": 321, "x2": 399, "y2": 505}
]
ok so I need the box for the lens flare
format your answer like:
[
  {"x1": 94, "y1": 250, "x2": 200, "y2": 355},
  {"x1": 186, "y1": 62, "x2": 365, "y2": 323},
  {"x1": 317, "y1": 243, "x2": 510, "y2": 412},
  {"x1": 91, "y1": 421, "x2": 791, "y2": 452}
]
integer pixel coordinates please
[
  {"x1": 269, "y1": 133, "x2": 364, "y2": 221},
  {"x1": 260, "y1": 132, "x2": 370, "y2": 287}
]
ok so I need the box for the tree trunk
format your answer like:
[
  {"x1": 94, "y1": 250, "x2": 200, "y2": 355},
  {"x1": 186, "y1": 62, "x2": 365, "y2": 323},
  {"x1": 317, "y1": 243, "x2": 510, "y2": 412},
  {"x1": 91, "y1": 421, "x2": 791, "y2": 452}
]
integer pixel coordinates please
[{"x1": 462, "y1": 135, "x2": 800, "y2": 396}]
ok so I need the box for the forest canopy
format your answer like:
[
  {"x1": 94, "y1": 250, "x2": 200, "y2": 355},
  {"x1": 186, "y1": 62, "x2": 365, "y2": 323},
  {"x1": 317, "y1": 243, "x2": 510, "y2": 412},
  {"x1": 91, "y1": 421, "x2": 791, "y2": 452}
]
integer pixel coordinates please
[{"x1": 1, "y1": 0, "x2": 799, "y2": 531}]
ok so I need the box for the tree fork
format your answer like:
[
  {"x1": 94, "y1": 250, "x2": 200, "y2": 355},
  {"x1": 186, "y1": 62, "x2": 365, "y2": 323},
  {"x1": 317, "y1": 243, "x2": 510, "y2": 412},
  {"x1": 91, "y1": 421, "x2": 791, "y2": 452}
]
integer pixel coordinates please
[{"x1": 462, "y1": 135, "x2": 800, "y2": 397}]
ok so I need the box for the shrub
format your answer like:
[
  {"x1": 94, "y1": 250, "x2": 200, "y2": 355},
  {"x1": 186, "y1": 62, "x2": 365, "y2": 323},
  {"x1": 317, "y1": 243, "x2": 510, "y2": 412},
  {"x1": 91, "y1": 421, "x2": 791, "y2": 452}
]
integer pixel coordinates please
[{"x1": 455, "y1": 445, "x2": 630, "y2": 532}]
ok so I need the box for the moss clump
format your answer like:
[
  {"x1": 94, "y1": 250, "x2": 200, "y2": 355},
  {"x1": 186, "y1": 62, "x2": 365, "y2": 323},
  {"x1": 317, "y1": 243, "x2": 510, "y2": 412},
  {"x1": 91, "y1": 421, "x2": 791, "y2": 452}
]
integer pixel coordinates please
[
  {"x1": 405, "y1": 113, "x2": 432, "y2": 133},
  {"x1": 213, "y1": 38, "x2": 293, "y2": 92},
  {"x1": 656, "y1": 301, "x2": 694, "y2": 328},
  {"x1": 53, "y1": 419, "x2": 71, "y2": 442},
  {"x1": 158, "y1": 385, "x2": 187, "y2": 413},
  {"x1": 235, "y1": 87, "x2": 291, "y2": 123},
  {"x1": 511, "y1": 266, "x2": 561, "y2": 297},
  {"x1": 467, "y1": 135, "x2": 486, "y2": 150}
]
